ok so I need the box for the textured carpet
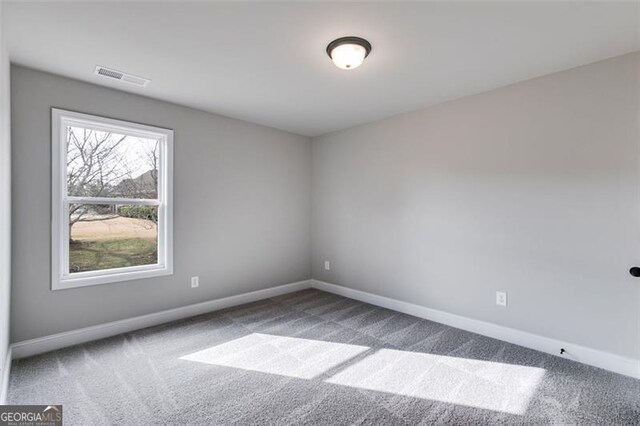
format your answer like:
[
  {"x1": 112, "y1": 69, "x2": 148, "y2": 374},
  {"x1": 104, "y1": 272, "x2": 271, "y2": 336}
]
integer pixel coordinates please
[{"x1": 8, "y1": 289, "x2": 640, "y2": 425}]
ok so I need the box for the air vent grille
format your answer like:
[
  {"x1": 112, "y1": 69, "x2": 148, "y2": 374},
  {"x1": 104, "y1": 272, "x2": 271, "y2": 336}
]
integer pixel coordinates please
[
  {"x1": 94, "y1": 66, "x2": 150, "y2": 87},
  {"x1": 97, "y1": 68, "x2": 124, "y2": 79}
]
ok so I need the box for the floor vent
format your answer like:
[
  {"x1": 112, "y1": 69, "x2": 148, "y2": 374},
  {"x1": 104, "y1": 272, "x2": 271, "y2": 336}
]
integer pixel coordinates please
[{"x1": 94, "y1": 66, "x2": 150, "y2": 87}]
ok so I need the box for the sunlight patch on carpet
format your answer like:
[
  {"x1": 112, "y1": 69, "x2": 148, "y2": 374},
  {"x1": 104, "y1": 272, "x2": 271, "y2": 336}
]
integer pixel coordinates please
[
  {"x1": 180, "y1": 333, "x2": 369, "y2": 379},
  {"x1": 325, "y1": 348, "x2": 545, "y2": 414},
  {"x1": 181, "y1": 333, "x2": 544, "y2": 414}
]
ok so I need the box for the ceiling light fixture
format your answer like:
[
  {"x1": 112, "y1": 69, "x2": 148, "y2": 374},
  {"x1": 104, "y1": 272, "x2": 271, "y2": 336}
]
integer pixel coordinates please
[{"x1": 326, "y1": 36, "x2": 372, "y2": 70}]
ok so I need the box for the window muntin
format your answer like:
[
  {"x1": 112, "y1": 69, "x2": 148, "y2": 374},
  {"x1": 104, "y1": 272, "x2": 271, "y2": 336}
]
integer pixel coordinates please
[{"x1": 52, "y1": 109, "x2": 173, "y2": 290}]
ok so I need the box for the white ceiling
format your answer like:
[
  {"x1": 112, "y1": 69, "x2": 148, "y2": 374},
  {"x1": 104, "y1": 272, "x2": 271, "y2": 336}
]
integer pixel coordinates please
[{"x1": 4, "y1": 1, "x2": 639, "y2": 137}]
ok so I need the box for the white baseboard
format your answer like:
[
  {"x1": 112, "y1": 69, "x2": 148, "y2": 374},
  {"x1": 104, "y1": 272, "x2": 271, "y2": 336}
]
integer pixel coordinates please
[
  {"x1": 311, "y1": 279, "x2": 640, "y2": 379},
  {"x1": 10, "y1": 278, "x2": 639, "y2": 379},
  {"x1": 11, "y1": 280, "x2": 312, "y2": 360},
  {"x1": 0, "y1": 346, "x2": 11, "y2": 405}
]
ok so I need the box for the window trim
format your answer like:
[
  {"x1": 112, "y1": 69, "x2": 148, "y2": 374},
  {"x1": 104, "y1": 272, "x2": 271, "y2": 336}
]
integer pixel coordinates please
[{"x1": 51, "y1": 108, "x2": 173, "y2": 290}]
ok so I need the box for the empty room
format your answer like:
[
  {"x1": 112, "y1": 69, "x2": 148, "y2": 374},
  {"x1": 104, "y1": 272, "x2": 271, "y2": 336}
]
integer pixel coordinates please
[{"x1": 0, "y1": 1, "x2": 638, "y2": 425}]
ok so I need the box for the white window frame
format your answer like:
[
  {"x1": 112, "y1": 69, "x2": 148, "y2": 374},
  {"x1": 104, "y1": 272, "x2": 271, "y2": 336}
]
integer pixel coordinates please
[{"x1": 51, "y1": 108, "x2": 173, "y2": 290}]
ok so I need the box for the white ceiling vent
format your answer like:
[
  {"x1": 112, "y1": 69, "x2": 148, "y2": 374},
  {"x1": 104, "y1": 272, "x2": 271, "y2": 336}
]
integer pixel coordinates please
[{"x1": 94, "y1": 66, "x2": 150, "y2": 87}]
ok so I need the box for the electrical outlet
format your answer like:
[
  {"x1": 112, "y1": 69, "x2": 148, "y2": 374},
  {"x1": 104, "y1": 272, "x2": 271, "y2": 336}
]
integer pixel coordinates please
[
  {"x1": 324, "y1": 261, "x2": 331, "y2": 271},
  {"x1": 191, "y1": 276, "x2": 199, "y2": 288},
  {"x1": 496, "y1": 291, "x2": 507, "y2": 307}
]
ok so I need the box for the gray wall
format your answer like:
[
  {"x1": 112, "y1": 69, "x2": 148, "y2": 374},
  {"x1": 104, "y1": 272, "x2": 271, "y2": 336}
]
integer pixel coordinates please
[
  {"x1": 11, "y1": 66, "x2": 311, "y2": 342},
  {"x1": 0, "y1": 2, "x2": 12, "y2": 384},
  {"x1": 311, "y1": 52, "x2": 640, "y2": 359},
  {"x1": 10, "y1": 53, "x2": 640, "y2": 361}
]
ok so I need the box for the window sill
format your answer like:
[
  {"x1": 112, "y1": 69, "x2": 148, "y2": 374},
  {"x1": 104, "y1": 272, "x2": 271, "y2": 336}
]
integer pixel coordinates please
[{"x1": 52, "y1": 266, "x2": 173, "y2": 291}]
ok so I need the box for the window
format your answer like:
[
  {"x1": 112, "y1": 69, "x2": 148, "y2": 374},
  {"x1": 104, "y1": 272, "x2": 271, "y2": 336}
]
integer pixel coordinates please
[{"x1": 51, "y1": 109, "x2": 173, "y2": 290}]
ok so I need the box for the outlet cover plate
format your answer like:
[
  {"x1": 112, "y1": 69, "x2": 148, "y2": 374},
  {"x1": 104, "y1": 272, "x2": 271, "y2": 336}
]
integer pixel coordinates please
[{"x1": 496, "y1": 291, "x2": 507, "y2": 307}]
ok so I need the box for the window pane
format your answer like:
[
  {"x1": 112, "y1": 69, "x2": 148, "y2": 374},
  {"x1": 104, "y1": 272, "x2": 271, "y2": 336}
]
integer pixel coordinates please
[
  {"x1": 69, "y1": 204, "x2": 158, "y2": 273},
  {"x1": 66, "y1": 126, "x2": 159, "y2": 198}
]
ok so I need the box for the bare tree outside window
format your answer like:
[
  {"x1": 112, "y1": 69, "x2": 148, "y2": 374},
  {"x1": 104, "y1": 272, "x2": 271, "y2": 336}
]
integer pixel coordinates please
[{"x1": 66, "y1": 126, "x2": 160, "y2": 272}]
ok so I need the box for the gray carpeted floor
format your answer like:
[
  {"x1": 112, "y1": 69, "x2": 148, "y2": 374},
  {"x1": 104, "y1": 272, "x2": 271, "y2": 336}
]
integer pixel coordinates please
[{"x1": 8, "y1": 289, "x2": 640, "y2": 425}]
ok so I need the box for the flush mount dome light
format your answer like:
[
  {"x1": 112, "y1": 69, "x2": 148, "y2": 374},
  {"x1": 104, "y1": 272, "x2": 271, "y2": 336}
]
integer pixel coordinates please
[{"x1": 326, "y1": 36, "x2": 372, "y2": 70}]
